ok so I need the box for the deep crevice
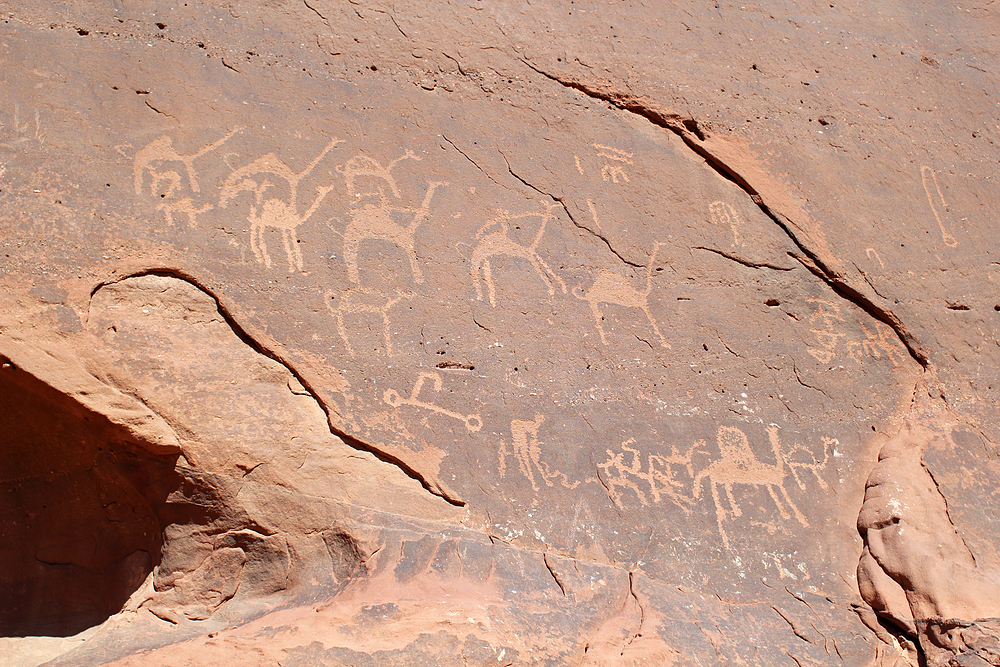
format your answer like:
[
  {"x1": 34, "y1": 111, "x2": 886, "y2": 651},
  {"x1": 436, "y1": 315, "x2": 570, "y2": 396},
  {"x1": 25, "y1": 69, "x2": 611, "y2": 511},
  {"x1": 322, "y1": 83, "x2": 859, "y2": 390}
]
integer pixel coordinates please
[
  {"x1": 0, "y1": 359, "x2": 184, "y2": 637},
  {"x1": 89, "y1": 268, "x2": 465, "y2": 507},
  {"x1": 519, "y1": 61, "x2": 928, "y2": 369}
]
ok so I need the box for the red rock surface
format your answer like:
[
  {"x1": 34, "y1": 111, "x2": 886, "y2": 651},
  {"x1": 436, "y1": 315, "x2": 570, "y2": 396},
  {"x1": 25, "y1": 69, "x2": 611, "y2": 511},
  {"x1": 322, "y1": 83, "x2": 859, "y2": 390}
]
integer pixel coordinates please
[{"x1": 1, "y1": 1, "x2": 999, "y2": 665}]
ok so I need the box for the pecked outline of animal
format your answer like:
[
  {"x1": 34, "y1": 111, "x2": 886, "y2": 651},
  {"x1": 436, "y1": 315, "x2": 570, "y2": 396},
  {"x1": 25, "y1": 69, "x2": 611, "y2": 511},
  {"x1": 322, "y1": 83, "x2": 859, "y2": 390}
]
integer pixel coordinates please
[
  {"x1": 134, "y1": 127, "x2": 240, "y2": 197},
  {"x1": 341, "y1": 180, "x2": 446, "y2": 284},
  {"x1": 219, "y1": 137, "x2": 344, "y2": 272},
  {"x1": 693, "y1": 425, "x2": 807, "y2": 550},
  {"x1": 336, "y1": 150, "x2": 419, "y2": 198},
  {"x1": 573, "y1": 241, "x2": 670, "y2": 348},
  {"x1": 323, "y1": 288, "x2": 414, "y2": 356},
  {"x1": 470, "y1": 201, "x2": 567, "y2": 306}
]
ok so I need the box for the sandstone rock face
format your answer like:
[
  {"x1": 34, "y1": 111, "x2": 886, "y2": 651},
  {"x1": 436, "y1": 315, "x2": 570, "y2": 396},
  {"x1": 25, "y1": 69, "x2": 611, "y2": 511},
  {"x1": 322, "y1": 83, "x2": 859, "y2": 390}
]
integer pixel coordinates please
[{"x1": 1, "y1": 2, "x2": 999, "y2": 665}]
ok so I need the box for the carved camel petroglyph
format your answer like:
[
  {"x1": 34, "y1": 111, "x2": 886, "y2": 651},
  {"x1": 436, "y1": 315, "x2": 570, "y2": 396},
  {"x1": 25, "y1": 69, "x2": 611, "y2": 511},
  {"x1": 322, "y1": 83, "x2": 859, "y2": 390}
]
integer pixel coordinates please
[
  {"x1": 336, "y1": 150, "x2": 418, "y2": 199},
  {"x1": 574, "y1": 241, "x2": 670, "y2": 348},
  {"x1": 341, "y1": 181, "x2": 446, "y2": 285},
  {"x1": 324, "y1": 288, "x2": 413, "y2": 356},
  {"x1": 693, "y1": 425, "x2": 808, "y2": 549},
  {"x1": 134, "y1": 128, "x2": 240, "y2": 197},
  {"x1": 219, "y1": 137, "x2": 344, "y2": 272},
  {"x1": 470, "y1": 202, "x2": 567, "y2": 306}
]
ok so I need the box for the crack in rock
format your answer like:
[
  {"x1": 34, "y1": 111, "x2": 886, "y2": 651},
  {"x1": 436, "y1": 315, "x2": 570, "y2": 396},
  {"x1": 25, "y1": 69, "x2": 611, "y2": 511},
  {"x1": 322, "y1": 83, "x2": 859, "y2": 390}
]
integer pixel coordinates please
[
  {"x1": 88, "y1": 267, "x2": 464, "y2": 507},
  {"x1": 518, "y1": 59, "x2": 928, "y2": 369}
]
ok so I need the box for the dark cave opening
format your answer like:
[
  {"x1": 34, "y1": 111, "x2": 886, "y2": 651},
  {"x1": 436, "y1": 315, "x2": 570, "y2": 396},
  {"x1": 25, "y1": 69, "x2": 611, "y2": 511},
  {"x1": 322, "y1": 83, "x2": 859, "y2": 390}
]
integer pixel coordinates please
[{"x1": 0, "y1": 359, "x2": 181, "y2": 637}]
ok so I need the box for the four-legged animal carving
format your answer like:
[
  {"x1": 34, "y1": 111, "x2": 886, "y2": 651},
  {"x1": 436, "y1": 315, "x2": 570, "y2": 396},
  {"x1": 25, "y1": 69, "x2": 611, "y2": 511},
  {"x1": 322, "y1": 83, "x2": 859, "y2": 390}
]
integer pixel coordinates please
[
  {"x1": 342, "y1": 181, "x2": 446, "y2": 284},
  {"x1": 693, "y1": 426, "x2": 807, "y2": 549},
  {"x1": 324, "y1": 288, "x2": 413, "y2": 356},
  {"x1": 470, "y1": 202, "x2": 567, "y2": 306},
  {"x1": 336, "y1": 150, "x2": 418, "y2": 199},
  {"x1": 574, "y1": 241, "x2": 670, "y2": 348},
  {"x1": 220, "y1": 137, "x2": 344, "y2": 272},
  {"x1": 134, "y1": 128, "x2": 240, "y2": 197}
]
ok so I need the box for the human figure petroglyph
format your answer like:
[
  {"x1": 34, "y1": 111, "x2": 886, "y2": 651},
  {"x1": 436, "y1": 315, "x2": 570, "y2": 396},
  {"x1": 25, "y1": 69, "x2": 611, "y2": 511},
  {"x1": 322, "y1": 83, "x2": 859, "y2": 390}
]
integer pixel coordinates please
[
  {"x1": 219, "y1": 137, "x2": 344, "y2": 272},
  {"x1": 694, "y1": 425, "x2": 808, "y2": 550},
  {"x1": 806, "y1": 298, "x2": 846, "y2": 364},
  {"x1": 323, "y1": 288, "x2": 413, "y2": 356},
  {"x1": 384, "y1": 371, "x2": 482, "y2": 432},
  {"x1": 595, "y1": 438, "x2": 697, "y2": 512},
  {"x1": 470, "y1": 202, "x2": 567, "y2": 306},
  {"x1": 709, "y1": 200, "x2": 744, "y2": 247},
  {"x1": 342, "y1": 179, "x2": 446, "y2": 284},
  {"x1": 157, "y1": 197, "x2": 214, "y2": 227},
  {"x1": 574, "y1": 241, "x2": 670, "y2": 348},
  {"x1": 134, "y1": 128, "x2": 240, "y2": 197},
  {"x1": 498, "y1": 414, "x2": 578, "y2": 492},
  {"x1": 847, "y1": 321, "x2": 907, "y2": 367},
  {"x1": 921, "y1": 165, "x2": 957, "y2": 248}
]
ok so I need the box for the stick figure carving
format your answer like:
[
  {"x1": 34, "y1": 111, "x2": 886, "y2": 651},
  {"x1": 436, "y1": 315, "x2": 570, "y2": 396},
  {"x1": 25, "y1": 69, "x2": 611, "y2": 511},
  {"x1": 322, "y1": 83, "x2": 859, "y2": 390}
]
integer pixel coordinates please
[
  {"x1": 219, "y1": 137, "x2": 344, "y2": 272},
  {"x1": 498, "y1": 414, "x2": 578, "y2": 492},
  {"x1": 134, "y1": 128, "x2": 240, "y2": 197},
  {"x1": 324, "y1": 288, "x2": 413, "y2": 356},
  {"x1": 595, "y1": 438, "x2": 697, "y2": 511},
  {"x1": 693, "y1": 426, "x2": 807, "y2": 549},
  {"x1": 470, "y1": 202, "x2": 567, "y2": 306},
  {"x1": 574, "y1": 241, "x2": 670, "y2": 348},
  {"x1": 341, "y1": 177, "x2": 446, "y2": 285}
]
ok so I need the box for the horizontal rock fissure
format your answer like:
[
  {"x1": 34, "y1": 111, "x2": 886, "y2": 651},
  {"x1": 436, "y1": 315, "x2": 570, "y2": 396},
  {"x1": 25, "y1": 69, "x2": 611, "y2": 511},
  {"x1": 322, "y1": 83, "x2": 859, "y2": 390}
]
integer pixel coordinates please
[
  {"x1": 89, "y1": 267, "x2": 464, "y2": 507},
  {"x1": 520, "y1": 60, "x2": 928, "y2": 370}
]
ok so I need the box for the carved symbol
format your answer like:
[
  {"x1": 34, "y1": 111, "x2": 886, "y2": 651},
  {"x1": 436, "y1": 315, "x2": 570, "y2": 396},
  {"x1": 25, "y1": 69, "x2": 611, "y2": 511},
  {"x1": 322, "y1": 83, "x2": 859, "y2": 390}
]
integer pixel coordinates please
[
  {"x1": 921, "y1": 165, "x2": 957, "y2": 248},
  {"x1": 709, "y1": 200, "x2": 744, "y2": 247},
  {"x1": 693, "y1": 426, "x2": 809, "y2": 550},
  {"x1": 806, "y1": 298, "x2": 846, "y2": 364},
  {"x1": 498, "y1": 414, "x2": 578, "y2": 492},
  {"x1": 574, "y1": 241, "x2": 670, "y2": 348},
  {"x1": 324, "y1": 288, "x2": 413, "y2": 356},
  {"x1": 338, "y1": 150, "x2": 445, "y2": 284},
  {"x1": 219, "y1": 137, "x2": 344, "y2": 272},
  {"x1": 134, "y1": 128, "x2": 240, "y2": 197},
  {"x1": 383, "y1": 372, "x2": 482, "y2": 432},
  {"x1": 586, "y1": 199, "x2": 603, "y2": 230},
  {"x1": 470, "y1": 201, "x2": 567, "y2": 306},
  {"x1": 595, "y1": 438, "x2": 696, "y2": 512},
  {"x1": 866, "y1": 247, "x2": 885, "y2": 269},
  {"x1": 593, "y1": 143, "x2": 633, "y2": 183}
]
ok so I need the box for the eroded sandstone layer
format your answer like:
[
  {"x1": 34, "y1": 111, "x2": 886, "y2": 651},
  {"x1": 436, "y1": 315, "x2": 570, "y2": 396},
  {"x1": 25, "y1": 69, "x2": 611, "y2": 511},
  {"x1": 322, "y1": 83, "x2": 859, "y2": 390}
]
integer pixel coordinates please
[{"x1": 2, "y1": 1, "x2": 999, "y2": 665}]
